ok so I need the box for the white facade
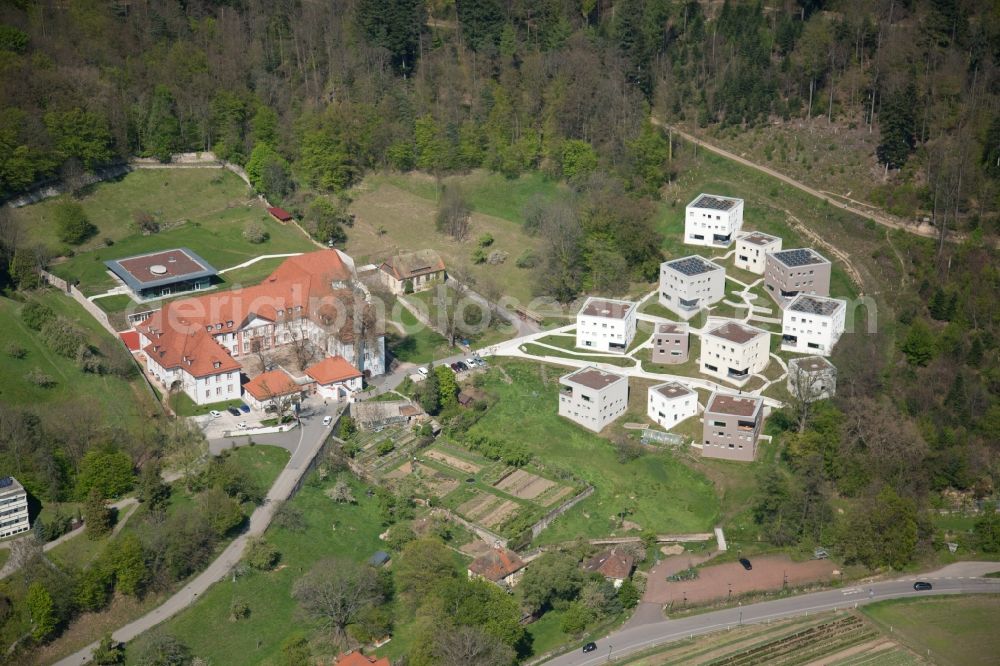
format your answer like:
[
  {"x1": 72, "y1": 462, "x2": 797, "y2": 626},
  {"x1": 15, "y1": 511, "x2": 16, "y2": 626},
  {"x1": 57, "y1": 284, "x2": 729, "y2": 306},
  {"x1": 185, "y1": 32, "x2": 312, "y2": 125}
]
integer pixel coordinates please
[
  {"x1": 685, "y1": 194, "x2": 745, "y2": 248},
  {"x1": 141, "y1": 344, "x2": 241, "y2": 406},
  {"x1": 647, "y1": 382, "x2": 698, "y2": 430},
  {"x1": 700, "y1": 320, "x2": 770, "y2": 385},
  {"x1": 558, "y1": 367, "x2": 629, "y2": 433},
  {"x1": 781, "y1": 295, "x2": 847, "y2": 356},
  {"x1": 0, "y1": 477, "x2": 30, "y2": 539},
  {"x1": 576, "y1": 297, "x2": 638, "y2": 354},
  {"x1": 315, "y1": 375, "x2": 363, "y2": 400},
  {"x1": 734, "y1": 232, "x2": 782, "y2": 275},
  {"x1": 658, "y1": 256, "x2": 726, "y2": 320}
]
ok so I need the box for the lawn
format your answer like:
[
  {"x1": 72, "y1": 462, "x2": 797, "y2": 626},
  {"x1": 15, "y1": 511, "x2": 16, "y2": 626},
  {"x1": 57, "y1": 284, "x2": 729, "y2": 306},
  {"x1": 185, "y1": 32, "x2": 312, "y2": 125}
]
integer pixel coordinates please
[
  {"x1": 169, "y1": 392, "x2": 245, "y2": 418},
  {"x1": 405, "y1": 284, "x2": 515, "y2": 348},
  {"x1": 862, "y1": 595, "x2": 1000, "y2": 666},
  {"x1": 519, "y1": 343, "x2": 637, "y2": 367},
  {"x1": 467, "y1": 360, "x2": 719, "y2": 544},
  {"x1": 345, "y1": 173, "x2": 545, "y2": 303},
  {"x1": 386, "y1": 302, "x2": 452, "y2": 364},
  {"x1": 143, "y1": 472, "x2": 387, "y2": 666},
  {"x1": 0, "y1": 291, "x2": 155, "y2": 426},
  {"x1": 12, "y1": 168, "x2": 317, "y2": 295}
]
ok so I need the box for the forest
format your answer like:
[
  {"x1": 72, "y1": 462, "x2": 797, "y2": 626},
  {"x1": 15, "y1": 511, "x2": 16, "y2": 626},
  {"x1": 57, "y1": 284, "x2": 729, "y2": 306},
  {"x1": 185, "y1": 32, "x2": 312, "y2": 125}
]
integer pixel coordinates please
[{"x1": 0, "y1": 0, "x2": 998, "y2": 662}]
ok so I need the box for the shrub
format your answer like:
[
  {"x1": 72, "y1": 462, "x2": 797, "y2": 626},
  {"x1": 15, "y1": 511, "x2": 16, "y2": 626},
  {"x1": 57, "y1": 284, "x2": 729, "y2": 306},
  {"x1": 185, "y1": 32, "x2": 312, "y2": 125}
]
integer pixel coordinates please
[
  {"x1": 243, "y1": 537, "x2": 281, "y2": 570},
  {"x1": 477, "y1": 233, "x2": 494, "y2": 247},
  {"x1": 21, "y1": 300, "x2": 55, "y2": 330},
  {"x1": 24, "y1": 368, "x2": 55, "y2": 388},
  {"x1": 132, "y1": 210, "x2": 160, "y2": 234},
  {"x1": 40, "y1": 316, "x2": 87, "y2": 358},
  {"x1": 229, "y1": 597, "x2": 251, "y2": 621},
  {"x1": 471, "y1": 247, "x2": 487, "y2": 264},
  {"x1": 242, "y1": 219, "x2": 269, "y2": 244},
  {"x1": 515, "y1": 250, "x2": 537, "y2": 269},
  {"x1": 6, "y1": 343, "x2": 26, "y2": 359},
  {"x1": 54, "y1": 201, "x2": 97, "y2": 245}
]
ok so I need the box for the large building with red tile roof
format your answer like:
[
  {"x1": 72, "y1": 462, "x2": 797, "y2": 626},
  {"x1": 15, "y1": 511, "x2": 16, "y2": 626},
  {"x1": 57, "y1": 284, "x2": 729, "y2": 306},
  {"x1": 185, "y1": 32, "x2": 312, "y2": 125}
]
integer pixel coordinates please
[
  {"x1": 334, "y1": 650, "x2": 390, "y2": 666},
  {"x1": 242, "y1": 369, "x2": 308, "y2": 411},
  {"x1": 136, "y1": 249, "x2": 385, "y2": 405},
  {"x1": 306, "y1": 356, "x2": 363, "y2": 399}
]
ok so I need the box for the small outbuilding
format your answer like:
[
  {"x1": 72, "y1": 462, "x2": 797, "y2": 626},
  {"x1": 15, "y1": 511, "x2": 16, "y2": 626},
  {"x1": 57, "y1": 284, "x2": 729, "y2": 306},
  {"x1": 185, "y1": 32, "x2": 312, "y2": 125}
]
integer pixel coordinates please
[
  {"x1": 467, "y1": 547, "x2": 526, "y2": 588},
  {"x1": 378, "y1": 249, "x2": 446, "y2": 295},
  {"x1": 582, "y1": 548, "x2": 635, "y2": 588},
  {"x1": 267, "y1": 206, "x2": 293, "y2": 222}
]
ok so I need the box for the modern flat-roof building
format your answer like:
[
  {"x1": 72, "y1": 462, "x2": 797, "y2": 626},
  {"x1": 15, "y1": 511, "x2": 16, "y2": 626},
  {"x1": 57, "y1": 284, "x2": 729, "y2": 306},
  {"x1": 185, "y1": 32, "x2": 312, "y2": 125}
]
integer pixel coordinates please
[
  {"x1": 647, "y1": 382, "x2": 698, "y2": 431},
  {"x1": 700, "y1": 320, "x2": 770, "y2": 385},
  {"x1": 702, "y1": 392, "x2": 764, "y2": 462},
  {"x1": 684, "y1": 194, "x2": 745, "y2": 248},
  {"x1": 735, "y1": 231, "x2": 782, "y2": 275},
  {"x1": 658, "y1": 256, "x2": 726, "y2": 320},
  {"x1": 105, "y1": 248, "x2": 218, "y2": 301},
  {"x1": 651, "y1": 322, "x2": 689, "y2": 365},
  {"x1": 781, "y1": 294, "x2": 847, "y2": 356},
  {"x1": 0, "y1": 476, "x2": 30, "y2": 539},
  {"x1": 559, "y1": 366, "x2": 629, "y2": 432},
  {"x1": 787, "y1": 356, "x2": 837, "y2": 402},
  {"x1": 576, "y1": 297, "x2": 638, "y2": 354},
  {"x1": 764, "y1": 248, "x2": 832, "y2": 308}
]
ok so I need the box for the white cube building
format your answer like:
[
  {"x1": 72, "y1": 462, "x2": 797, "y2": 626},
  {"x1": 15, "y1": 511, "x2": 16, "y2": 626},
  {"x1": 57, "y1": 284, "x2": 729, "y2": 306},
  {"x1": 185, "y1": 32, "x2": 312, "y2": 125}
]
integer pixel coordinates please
[
  {"x1": 787, "y1": 356, "x2": 837, "y2": 402},
  {"x1": 700, "y1": 320, "x2": 770, "y2": 385},
  {"x1": 0, "y1": 476, "x2": 30, "y2": 539},
  {"x1": 659, "y1": 256, "x2": 726, "y2": 320},
  {"x1": 647, "y1": 382, "x2": 698, "y2": 430},
  {"x1": 685, "y1": 194, "x2": 745, "y2": 248},
  {"x1": 576, "y1": 297, "x2": 638, "y2": 354},
  {"x1": 559, "y1": 366, "x2": 629, "y2": 432},
  {"x1": 735, "y1": 231, "x2": 782, "y2": 275},
  {"x1": 781, "y1": 294, "x2": 846, "y2": 356}
]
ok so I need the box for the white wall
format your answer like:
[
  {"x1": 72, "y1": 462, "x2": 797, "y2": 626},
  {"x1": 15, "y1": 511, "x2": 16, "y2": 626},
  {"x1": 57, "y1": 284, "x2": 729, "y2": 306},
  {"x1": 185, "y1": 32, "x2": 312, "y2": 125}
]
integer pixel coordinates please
[
  {"x1": 700, "y1": 332, "x2": 770, "y2": 383},
  {"x1": 734, "y1": 237, "x2": 781, "y2": 275},
  {"x1": 658, "y1": 263, "x2": 726, "y2": 319},
  {"x1": 684, "y1": 199, "x2": 744, "y2": 247},
  {"x1": 576, "y1": 311, "x2": 637, "y2": 354},
  {"x1": 0, "y1": 489, "x2": 30, "y2": 539},
  {"x1": 781, "y1": 304, "x2": 846, "y2": 355},
  {"x1": 559, "y1": 378, "x2": 629, "y2": 432},
  {"x1": 647, "y1": 390, "x2": 698, "y2": 430}
]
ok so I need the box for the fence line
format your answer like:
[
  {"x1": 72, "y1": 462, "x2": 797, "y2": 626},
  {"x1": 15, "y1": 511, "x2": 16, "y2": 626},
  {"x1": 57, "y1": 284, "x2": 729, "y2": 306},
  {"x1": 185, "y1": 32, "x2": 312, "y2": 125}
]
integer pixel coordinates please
[{"x1": 529, "y1": 485, "x2": 595, "y2": 540}]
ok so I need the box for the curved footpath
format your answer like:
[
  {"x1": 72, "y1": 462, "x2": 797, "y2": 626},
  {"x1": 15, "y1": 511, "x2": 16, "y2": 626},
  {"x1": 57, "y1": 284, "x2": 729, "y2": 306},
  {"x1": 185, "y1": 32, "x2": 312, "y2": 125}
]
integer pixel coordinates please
[
  {"x1": 543, "y1": 561, "x2": 1000, "y2": 665},
  {"x1": 51, "y1": 404, "x2": 341, "y2": 666}
]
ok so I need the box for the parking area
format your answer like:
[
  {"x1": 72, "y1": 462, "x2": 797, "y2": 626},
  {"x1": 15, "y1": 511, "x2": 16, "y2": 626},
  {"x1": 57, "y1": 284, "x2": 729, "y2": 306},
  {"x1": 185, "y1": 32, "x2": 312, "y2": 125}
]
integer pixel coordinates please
[
  {"x1": 192, "y1": 404, "x2": 262, "y2": 439},
  {"x1": 644, "y1": 554, "x2": 838, "y2": 606}
]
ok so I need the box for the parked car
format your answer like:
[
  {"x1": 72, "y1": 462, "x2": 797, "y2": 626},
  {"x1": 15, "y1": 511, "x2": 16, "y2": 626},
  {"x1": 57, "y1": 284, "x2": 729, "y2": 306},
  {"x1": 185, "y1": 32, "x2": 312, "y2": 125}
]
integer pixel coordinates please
[
  {"x1": 209, "y1": 410, "x2": 223, "y2": 419},
  {"x1": 236, "y1": 422, "x2": 248, "y2": 430},
  {"x1": 417, "y1": 367, "x2": 429, "y2": 376},
  {"x1": 913, "y1": 581, "x2": 933, "y2": 591},
  {"x1": 739, "y1": 558, "x2": 752, "y2": 571},
  {"x1": 226, "y1": 406, "x2": 241, "y2": 417},
  {"x1": 582, "y1": 642, "x2": 597, "y2": 653},
  {"x1": 458, "y1": 361, "x2": 470, "y2": 371},
  {"x1": 238, "y1": 403, "x2": 251, "y2": 414},
  {"x1": 322, "y1": 415, "x2": 333, "y2": 427},
  {"x1": 450, "y1": 362, "x2": 461, "y2": 372}
]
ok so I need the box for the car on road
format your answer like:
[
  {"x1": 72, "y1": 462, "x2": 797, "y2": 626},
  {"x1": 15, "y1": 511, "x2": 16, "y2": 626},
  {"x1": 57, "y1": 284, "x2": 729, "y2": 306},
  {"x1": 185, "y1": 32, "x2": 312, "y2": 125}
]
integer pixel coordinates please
[
  {"x1": 913, "y1": 581, "x2": 933, "y2": 591},
  {"x1": 417, "y1": 367, "x2": 429, "y2": 376},
  {"x1": 450, "y1": 362, "x2": 461, "y2": 372},
  {"x1": 466, "y1": 357, "x2": 478, "y2": 367},
  {"x1": 238, "y1": 403, "x2": 251, "y2": 414},
  {"x1": 209, "y1": 410, "x2": 223, "y2": 419},
  {"x1": 226, "y1": 406, "x2": 241, "y2": 417},
  {"x1": 739, "y1": 558, "x2": 752, "y2": 570},
  {"x1": 322, "y1": 415, "x2": 333, "y2": 427},
  {"x1": 236, "y1": 422, "x2": 248, "y2": 430},
  {"x1": 582, "y1": 642, "x2": 597, "y2": 653},
  {"x1": 456, "y1": 361, "x2": 469, "y2": 371}
]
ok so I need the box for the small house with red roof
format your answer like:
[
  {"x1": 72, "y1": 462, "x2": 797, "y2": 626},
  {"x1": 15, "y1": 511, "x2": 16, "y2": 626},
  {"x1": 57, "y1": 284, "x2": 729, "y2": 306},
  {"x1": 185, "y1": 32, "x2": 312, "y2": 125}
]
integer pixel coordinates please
[
  {"x1": 267, "y1": 207, "x2": 293, "y2": 222},
  {"x1": 582, "y1": 548, "x2": 635, "y2": 588},
  {"x1": 306, "y1": 355, "x2": 362, "y2": 400},
  {"x1": 467, "y1": 547, "x2": 526, "y2": 589},
  {"x1": 333, "y1": 650, "x2": 390, "y2": 666},
  {"x1": 243, "y1": 369, "x2": 308, "y2": 411}
]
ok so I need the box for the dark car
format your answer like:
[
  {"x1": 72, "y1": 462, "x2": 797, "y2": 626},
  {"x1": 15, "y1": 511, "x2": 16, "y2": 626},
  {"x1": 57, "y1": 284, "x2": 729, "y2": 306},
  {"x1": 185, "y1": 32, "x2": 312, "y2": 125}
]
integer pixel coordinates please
[
  {"x1": 582, "y1": 642, "x2": 597, "y2": 653},
  {"x1": 239, "y1": 403, "x2": 251, "y2": 414},
  {"x1": 449, "y1": 362, "x2": 461, "y2": 372},
  {"x1": 739, "y1": 558, "x2": 752, "y2": 571},
  {"x1": 913, "y1": 581, "x2": 933, "y2": 591},
  {"x1": 456, "y1": 361, "x2": 469, "y2": 371}
]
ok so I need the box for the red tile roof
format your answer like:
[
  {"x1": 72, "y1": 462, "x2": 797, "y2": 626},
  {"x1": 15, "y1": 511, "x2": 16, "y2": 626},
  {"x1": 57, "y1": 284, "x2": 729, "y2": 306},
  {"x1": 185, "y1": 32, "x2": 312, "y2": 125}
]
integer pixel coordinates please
[
  {"x1": 306, "y1": 356, "x2": 361, "y2": 385},
  {"x1": 142, "y1": 326, "x2": 241, "y2": 379},
  {"x1": 243, "y1": 369, "x2": 301, "y2": 401},
  {"x1": 267, "y1": 206, "x2": 292, "y2": 221},
  {"x1": 119, "y1": 330, "x2": 140, "y2": 351},
  {"x1": 468, "y1": 547, "x2": 526, "y2": 582},
  {"x1": 335, "y1": 651, "x2": 390, "y2": 666},
  {"x1": 583, "y1": 548, "x2": 635, "y2": 580}
]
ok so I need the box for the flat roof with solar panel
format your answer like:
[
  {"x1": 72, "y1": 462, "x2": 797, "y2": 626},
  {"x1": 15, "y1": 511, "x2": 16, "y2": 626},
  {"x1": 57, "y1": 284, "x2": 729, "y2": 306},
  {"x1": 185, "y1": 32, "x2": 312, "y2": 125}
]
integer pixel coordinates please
[
  {"x1": 664, "y1": 255, "x2": 723, "y2": 277},
  {"x1": 789, "y1": 294, "x2": 844, "y2": 317},
  {"x1": 0, "y1": 476, "x2": 24, "y2": 495},
  {"x1": 772, "y1": 248, "x2": 829, "y2": 268},
  {"x1": 690, "y1": 194, "x2": 742, "y2": 211},
  {"x1": 740, "y1": 231, "x2": 781, "y2": 246}
]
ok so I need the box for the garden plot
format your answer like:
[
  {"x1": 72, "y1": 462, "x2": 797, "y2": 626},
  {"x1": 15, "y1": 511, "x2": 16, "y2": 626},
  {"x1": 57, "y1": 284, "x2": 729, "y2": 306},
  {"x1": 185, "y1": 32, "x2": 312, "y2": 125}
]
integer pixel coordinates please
[
  {"x1": 478, "y1": 500, "x2": 520, "y2": 528},
  {"x1": 494, "y1": 469, "x2": 555, "y2": 500},
  {"x1": 425, "y1": 449, "x2": 482, "y2": 474},
  {"x1": 458, "y1": 491, "x2": 503, "y2": 520},
  {"x1": 537, "y1": 485, "x2": 573, "y2": 507},
  {"x1": 413, "y1": 463, "x2": 461, "y2": 498}
]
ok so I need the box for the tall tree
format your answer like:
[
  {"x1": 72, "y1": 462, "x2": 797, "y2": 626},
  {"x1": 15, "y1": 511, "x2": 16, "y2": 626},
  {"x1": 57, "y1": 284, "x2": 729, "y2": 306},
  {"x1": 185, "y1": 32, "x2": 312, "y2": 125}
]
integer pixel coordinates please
[{"x1": 292, "y1": 558, "x2": 387, "y2": 647}]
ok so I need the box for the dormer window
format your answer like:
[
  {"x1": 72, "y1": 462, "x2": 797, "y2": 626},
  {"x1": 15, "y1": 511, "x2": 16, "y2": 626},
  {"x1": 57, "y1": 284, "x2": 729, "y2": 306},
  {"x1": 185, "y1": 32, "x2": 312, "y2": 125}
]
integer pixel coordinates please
[
  {"x1": 205, "y1": 326, "x2": 212, "y2": 332},
  {"x1": 287, "y1": 308, "x2": 293, "y2": 315},
  {"x1": 295, "y1": 306, "x2": 302, "y2": 311},
  {"x1": 227, "y1": 321, "x2": 233, "y2": 327},
  {"x1": 216, "y1": 323, "x2": 222, "y2": 330},
  {"x1": 213, "y1": 361, "x2": 221, "y2": 369}
]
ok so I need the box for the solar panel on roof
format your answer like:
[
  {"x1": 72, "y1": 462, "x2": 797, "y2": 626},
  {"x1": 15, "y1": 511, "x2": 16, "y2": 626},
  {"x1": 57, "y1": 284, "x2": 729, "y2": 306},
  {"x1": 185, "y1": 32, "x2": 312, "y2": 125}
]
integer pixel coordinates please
[
  {"x1": 693, "y1": 195, "x2": 738, "y2": 211},
  {"x1": 0, "y1": 477, "x2": 12, "y2": 489},
  {"x1": 791, "y1": 296, "x2": 841, "y2": 316},
  {"x1": 667, "y1": 256, "x2": 718, "y2": 276},
  {"x1": 774, "y1": 248, "x2": 824, "y2": 267}
]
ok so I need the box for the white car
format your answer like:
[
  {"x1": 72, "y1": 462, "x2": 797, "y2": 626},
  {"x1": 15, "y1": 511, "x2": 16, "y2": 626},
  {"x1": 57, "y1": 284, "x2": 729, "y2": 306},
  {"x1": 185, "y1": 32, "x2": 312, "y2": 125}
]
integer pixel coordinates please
[
  {"x1": 209, "y1": 410, "x2": 223, "y2": 419},
  {"x1": 417, "y1": 367, "x2": 429, "y2": 376},
  {"x1": 236, "y1": 422, "x2": 248, "y2": 430},
  {"x1": 322, "y1": 415, "x2": 333, "y2": 427},
  {"x1": 466, "y1": 358, "x2": 478, "y2": 367}
]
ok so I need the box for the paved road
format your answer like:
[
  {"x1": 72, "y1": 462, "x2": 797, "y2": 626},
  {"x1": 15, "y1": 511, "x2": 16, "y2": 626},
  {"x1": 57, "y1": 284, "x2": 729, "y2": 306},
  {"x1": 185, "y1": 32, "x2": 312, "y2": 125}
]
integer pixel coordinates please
[
  {"x1": 52, "y1": 400, "x2": 342, "y2": 666},
  {"x1": 543, "y1": 561, "x2": 1000, "y2": 665}
]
